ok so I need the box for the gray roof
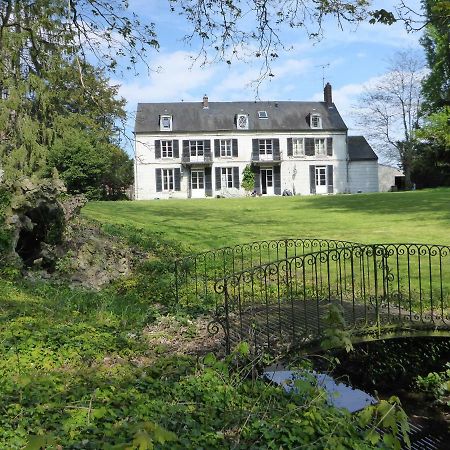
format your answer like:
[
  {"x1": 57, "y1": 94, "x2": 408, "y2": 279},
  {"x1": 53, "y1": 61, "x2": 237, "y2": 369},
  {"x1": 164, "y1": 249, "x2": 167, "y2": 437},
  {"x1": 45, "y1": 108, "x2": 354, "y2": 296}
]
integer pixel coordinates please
[
  {"x1": 348, "y1": 136, "x2": 378, "y2": 161},
  {"x1": 134, "y1": 101, "x2": 348, "y2": 133}
]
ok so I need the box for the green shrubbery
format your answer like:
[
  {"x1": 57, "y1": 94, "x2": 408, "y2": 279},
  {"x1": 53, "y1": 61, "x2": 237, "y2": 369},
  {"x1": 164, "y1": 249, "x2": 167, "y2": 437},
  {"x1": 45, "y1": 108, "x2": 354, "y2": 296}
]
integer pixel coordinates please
[
  {"x1": 0, "y1": 185, "x2": 12, "y2": 258},
  {"x1": 0, "y1": 282, "x2": 409, "y2": 449}
]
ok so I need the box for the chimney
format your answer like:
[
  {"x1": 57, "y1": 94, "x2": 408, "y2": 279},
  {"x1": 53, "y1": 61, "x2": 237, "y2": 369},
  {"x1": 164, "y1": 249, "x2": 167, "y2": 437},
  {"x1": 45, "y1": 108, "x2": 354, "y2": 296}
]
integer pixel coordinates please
[
  {"x1": 324, "y1": 82, "x2": 332, "y2": 107},
  {"x1": 202, "y1": 94, "x2": 209, "y2": 109}
]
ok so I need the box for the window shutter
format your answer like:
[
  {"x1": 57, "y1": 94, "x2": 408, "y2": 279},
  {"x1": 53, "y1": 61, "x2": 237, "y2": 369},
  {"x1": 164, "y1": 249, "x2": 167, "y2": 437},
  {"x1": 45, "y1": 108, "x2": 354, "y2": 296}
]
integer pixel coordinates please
[
  {"x1": 173, "y1": 140, "x2": 179, "y2": 158},
  {"x1": 327, "y1": 165, "x2": 334, "y2": 194},
  {"x1": 205, "y1": 167, "x2": 212, "y2": 196},
  {"x1": 155, "y1": 140, "x2": 161, "y2": 159},
  {"x1": 233, "y1": 166, "x2": 239, "y2": 188},
  {"x1": 287, "y1": 138, "x2": 293, "y2": 157},
  {"x1": 273, "y1": 139, "x2": 280, "y2": 160},
  {"x1": 174, "y1": 168, "x2": 181, "y2": 191},
  {"x1": 215, "y1": 167, "x2": 221, "y2": 190},
  {"x1": 156, "y1": 169, "x2": 162, "y2": 192},
  {"x1": 214, "y1": 139, "x2": 220, "y2": 157},
  {"x1": 253, "y1": 165, "x2": 261, "y2": 193},
  {"x1": 204, "y1": 140, "x2": 211, "y2": 160},
  {"x1": 305, "y1": 138, "x2": 315, "y2": 156},
  {"x1": 232, "y1": 139, "x2": 238, "y2": 157},
  {"x1": 182, "y1": 140, "x2": 189, "y2": 161},
  {"x1": 327, "y1": 138, "x2": 333, "y2": 156},
  {"x1": 252, "y1": 139, "x2": 259, "y2": 161},
  {"x1": 309, "y1": 165, "x2": 316, "y2": 194},
  {"x1": 274, "y1": 166, "x2": 281, "y2": 195}
]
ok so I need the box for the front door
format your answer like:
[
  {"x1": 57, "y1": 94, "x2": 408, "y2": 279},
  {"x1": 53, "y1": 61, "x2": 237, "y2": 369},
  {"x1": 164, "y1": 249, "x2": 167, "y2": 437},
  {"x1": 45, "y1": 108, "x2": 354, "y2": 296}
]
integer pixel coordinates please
[
  {"x1": 261, "y1": 168, "x2": 274, "y2": 195},
  {"x1": 191, "y1": 169, "x2": 205, "y2": 198},
  {"x1": 315, "y1": 166, "x2": 327, "y2": 194}
]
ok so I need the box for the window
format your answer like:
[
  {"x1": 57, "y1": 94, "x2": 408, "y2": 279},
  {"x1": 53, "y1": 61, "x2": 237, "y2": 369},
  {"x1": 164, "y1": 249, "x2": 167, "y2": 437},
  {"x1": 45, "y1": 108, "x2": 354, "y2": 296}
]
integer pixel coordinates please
[
  {"x1": 190, "y1": 140, "x2": 204, "y2": 157},
  {"x1": 161, "y1": 140, "x2": 173, "y2": 158},
  {"x1": 310, "y1": 113, "x2": 322, "y2": 129},
  {"x1": 315, "y1": 138, "x2": 326, "y2": 155},
  {"x1": 315, "y1": 166, "x2": 327, "y2": 186},
  {"x1": 220, "y1": 139, "x2": 232, "y2": 157},
  {"x1": 221, "y1": 167, "x2": 234, "y2": 188},
  {"x1": 258, "y1": 111, "x2": 268, "y2": 119},
  {"x1": 160, "y1": 115, "x2": 172, "y2": 131},
  {"x1": 191, "y1": 170, "x2": 204, "y2": 189},
  {"x1": 236, "y1": 114, "x2": 249, "y2": 130},
  {"x1": 292, "y1": 138, "x2": 304, "y2": 156},
  {"x1": 259, "y1": 139, "x2": 273, "y2": 155},
  {"x1": 162, "y1": 169, "x2": 174, "y2": 190}
]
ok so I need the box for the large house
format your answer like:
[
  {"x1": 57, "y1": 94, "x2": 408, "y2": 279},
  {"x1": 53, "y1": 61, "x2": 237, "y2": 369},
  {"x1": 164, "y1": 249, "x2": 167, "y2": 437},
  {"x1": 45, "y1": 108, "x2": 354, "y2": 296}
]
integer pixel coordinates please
[{"x1": 133, "y1": 84, "x2": 378, "y2": 200}]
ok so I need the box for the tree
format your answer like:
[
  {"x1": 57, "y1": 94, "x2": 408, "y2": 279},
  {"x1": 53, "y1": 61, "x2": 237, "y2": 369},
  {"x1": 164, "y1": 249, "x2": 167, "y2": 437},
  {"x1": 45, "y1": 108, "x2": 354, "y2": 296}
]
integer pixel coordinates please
[
  {"x1": 356, "y1": 50, "x2": 425, "y2": 188},
  {"x1": 170, "y1": 0, "x2": 400, "y2": 79},
  {"x1": 420, "y1": 0, "x2": 450, "y2": 112},
  {"x1": 408, "y1": 1, "x2": 450, "y2": 188}
]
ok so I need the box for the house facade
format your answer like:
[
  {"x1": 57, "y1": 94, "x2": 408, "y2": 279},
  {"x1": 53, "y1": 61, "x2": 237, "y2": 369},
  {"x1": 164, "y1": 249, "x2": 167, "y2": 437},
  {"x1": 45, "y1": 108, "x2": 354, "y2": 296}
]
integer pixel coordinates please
[{"x1": 134, "y1": 84, "x2": 378, "y2": 200}]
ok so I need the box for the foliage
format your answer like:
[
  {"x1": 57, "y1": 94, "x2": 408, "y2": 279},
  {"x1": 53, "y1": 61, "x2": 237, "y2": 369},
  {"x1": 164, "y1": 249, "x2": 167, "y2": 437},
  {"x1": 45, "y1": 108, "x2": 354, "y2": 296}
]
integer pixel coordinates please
[
  {"x1": 321, "y1": 303, "x2": 354, "y2": 353},
  {"x1": 0, "y1": 274, "x2": 410, "y2": 448},
  {"x1": 241, "y1": 164, "x2": 255, "y2": 192},
  {"x1": 356, "y1": 50, "x2": 424, "y2": 188},
  {"x1": 169, "y1": 0, "x2": 411, "y2": 81},
  {"x1": 420, "y1": 0, "x2": 450, "y2": 112},
  {"x1": 411, "y1": 1, "x2": 450, "y2": 188},
  {"x1": 411, "y1": 109, "x2": 450, "y2": 188},
  {"x1": 0, "y1": 3, "x2": 138, "y2": 195},
  {"x1": 416, "y1": 362, "x2": 450, "y2": 405},
  {"x1": 330, "y1": 338, "x2": 450, "y2": 390},
  {"x1": 0, "y1": 185, "x2": 12, "y2": 258},
  {"x1": 83, "y1": 189, "x2": 450, "y2": 251}
]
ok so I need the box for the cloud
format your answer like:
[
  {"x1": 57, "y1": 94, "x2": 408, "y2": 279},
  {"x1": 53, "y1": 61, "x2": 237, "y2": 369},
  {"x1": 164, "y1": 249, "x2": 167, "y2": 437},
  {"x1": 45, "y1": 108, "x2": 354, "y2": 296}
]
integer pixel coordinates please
[{"x1": 117, "y1": 50, "x2": 218, "y2": 105}]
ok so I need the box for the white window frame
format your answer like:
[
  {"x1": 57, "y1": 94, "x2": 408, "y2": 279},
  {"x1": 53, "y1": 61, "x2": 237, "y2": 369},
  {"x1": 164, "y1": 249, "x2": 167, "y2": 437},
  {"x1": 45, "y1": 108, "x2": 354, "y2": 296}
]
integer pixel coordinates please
[
  {"x1": 161, "y1": 140, "x2": 173, "y2": 158},
  {"x1": 259, "y1": 139, "x2": 273, "y2": 155},
  {"x1": 315, "y1": 138, "x2": 326, "y2": 156},
  {"x1": 236, "y1": 114, "x2": 249, "y2": 130},
  {"x1": 310, "y1": 113, "x2": 322, "y2": 129},
  {"x1": 160, "y1": 115, "x2": 172, "y2": 131},
  {"x1": 191, "y1": 169, "x2": 205, "y2": 189},
  {"x1": 258, "y1": 110, "x2": 268, "y2": 119},
  {"x1": 220, "y1": 139, "x2": 232, "y2": 157},
  {"x1": 162, "y1": 168, "x2": 174, "y2": 191},
  {"x1": 221, "y1": 167, "x2": 234, "y2": 188},
  {"x1": 292, "y1": 138, "x2": 304, "y2": 156},
  {"x1": 189, "y1": 140, "x2": 204, "y2": 157},
  {"x1": 315, "y1": 166, "x2": 327, "y2": 186}
]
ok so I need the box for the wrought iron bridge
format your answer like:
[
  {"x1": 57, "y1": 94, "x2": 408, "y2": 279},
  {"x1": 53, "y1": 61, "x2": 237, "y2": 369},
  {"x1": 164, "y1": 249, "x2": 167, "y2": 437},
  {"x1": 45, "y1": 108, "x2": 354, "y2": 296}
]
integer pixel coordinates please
[{"x1": 174, "y1": 239, "x2": 450, "y2": 354}]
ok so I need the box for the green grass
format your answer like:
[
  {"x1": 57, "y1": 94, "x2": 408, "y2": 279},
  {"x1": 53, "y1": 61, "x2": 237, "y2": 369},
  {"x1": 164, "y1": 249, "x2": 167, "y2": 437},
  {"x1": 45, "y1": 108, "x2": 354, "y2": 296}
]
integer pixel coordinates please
[{"x1": 83, "y1": 189, "x2": 450, "y2": 252}]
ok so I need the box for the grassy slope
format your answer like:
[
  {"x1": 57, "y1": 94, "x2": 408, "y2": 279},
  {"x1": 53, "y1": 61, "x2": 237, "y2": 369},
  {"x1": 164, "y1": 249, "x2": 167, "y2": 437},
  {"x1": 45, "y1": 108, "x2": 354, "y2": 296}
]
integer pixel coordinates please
[{"x1": 83, "y1": 189, "x2": 450, "y2": 251}]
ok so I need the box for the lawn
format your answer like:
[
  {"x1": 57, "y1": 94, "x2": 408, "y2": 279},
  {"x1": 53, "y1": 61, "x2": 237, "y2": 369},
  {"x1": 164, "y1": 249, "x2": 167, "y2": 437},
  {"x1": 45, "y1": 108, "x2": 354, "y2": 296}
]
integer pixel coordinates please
[{"x1": 83, "y1": 188, "x2": 450, "y2": 252}]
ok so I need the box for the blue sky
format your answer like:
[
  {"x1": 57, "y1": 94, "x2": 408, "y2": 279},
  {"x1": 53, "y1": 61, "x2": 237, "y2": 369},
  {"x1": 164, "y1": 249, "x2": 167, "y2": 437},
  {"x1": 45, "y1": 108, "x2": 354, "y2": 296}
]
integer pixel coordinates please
[{"x1": 114, "y1": 0, "x2": 424, "y2": 155}]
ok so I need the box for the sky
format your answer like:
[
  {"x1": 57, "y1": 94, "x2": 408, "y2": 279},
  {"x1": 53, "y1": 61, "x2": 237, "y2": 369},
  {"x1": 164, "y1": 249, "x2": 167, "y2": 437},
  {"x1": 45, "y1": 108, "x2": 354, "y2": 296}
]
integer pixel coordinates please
[{"x1": 113, "y1": 0, "x2": 425, "y2": 158}]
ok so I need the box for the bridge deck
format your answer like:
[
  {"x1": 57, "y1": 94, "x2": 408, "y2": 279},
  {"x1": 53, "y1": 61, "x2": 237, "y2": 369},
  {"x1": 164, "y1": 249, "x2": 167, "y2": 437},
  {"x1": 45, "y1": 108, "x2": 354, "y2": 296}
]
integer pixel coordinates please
[{"x1": 223, "y1": 299, "x2": 448, "y2": 353}]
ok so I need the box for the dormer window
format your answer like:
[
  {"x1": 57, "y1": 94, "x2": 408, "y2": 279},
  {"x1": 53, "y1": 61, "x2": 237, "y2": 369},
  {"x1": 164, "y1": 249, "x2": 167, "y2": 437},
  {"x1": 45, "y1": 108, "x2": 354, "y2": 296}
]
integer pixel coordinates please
[
  {"x1": 310, "y1": 113, "x2": 322, "y2": 129},
  {"x1": 160, "y1": 115, "x2": 172, "y2": 131},
  {"x1": 258, "y1": 110, "x2": 268, "y2": 119},
  {"x1": 236, "y1": 114, "x2": 249, "y2": 130}
]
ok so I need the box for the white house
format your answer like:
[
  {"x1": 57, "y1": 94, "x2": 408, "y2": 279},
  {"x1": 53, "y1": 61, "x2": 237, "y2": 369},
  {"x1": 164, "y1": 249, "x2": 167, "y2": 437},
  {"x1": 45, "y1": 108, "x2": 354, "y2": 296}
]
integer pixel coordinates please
[{"x1": 133, "y1": 84, "x2": 378, "y2": 200}]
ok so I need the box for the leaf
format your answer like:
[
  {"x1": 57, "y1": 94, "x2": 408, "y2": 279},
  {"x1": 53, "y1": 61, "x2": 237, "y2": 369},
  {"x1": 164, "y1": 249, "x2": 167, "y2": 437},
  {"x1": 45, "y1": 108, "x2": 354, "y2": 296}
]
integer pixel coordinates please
[
  {"x1": 24, "y1": 436, "x2": 47, "y2": 450},
  {"x1": 367, "y1": 430, "x2": 380, "y2": 446},
  {"x1": 203, "y1": 352, "x2": 216, "y2": 366},
  {"x1": 93, "y1": 406, "x2": 108, "y2": 419},
  {"x1": 132, "y1": 431, "x2": 154, "y2": 450},
  {"x1": 151, "y1": 423, "x2": 177, "y2": 444}
]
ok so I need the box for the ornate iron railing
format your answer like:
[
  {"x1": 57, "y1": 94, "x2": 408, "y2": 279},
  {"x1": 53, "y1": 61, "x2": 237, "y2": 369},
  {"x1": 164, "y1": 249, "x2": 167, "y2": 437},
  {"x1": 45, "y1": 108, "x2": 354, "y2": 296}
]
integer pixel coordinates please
[
  {"x1": 211, "y1": 243, "x2": 450, "y2": 354},
  {"x1": 174, "y1": 238, "x2": 359, "y2": 307}
]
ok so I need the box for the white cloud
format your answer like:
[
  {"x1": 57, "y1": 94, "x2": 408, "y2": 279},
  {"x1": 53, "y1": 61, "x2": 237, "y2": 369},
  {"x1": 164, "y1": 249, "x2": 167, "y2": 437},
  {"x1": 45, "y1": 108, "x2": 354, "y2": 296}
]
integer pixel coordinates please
[{"x1": 117, "y1": 50, "x2": 217, "y2": 105}]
